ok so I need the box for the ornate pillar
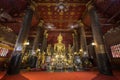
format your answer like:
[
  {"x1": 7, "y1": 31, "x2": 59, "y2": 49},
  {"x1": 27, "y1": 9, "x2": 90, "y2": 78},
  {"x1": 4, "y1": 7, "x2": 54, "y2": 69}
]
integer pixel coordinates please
[
  {"x1": 32, "y1": 20, "x2": 44, "y2": 54},
  {"x1": 72, "y1": 33, "x2": 75, "y2": 52},
  {"x1": 78, "y1": 20, "x2": 88, "y2": 55},
  {"x1": 7, "y1": 7, "x2": 34, "y2": 74},
  {"x1": 41, "y1": 30, "x2": 48, "y2": 52},
  {"x1": 87, "y1": 2, "x2": 112, "y2": 75},
  {"x1": 73, "y1": 30, "x2": 79, "y2": 52},
  {"x1": 30, "y1": 20, "x2": 44, "y2": 68}
]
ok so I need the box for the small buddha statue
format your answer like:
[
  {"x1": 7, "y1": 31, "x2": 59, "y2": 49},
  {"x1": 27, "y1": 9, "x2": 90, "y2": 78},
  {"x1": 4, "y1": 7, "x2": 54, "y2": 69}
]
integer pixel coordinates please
[
  {"x1": 47, "y1": 44, "x2": 52, "y2": 55},
  {"x1": 22, "y1": 54, "x2": 29, "y2": 63},
  {"x1": 68, "y1": 44, "x2": 73, "y2": 54},
  {"x1": 54, "y1": 33, "x2": 65, "y2": 54},
  {"x1": 41, "y1": 52, "x2": 45, "y2": 64}
]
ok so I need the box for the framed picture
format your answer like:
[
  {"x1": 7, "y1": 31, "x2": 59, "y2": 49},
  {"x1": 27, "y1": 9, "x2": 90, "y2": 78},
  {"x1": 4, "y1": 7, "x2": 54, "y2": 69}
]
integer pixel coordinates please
[
  {"x1": 0, "y1": 47, "x2": 8, "y2": 57},
  {"x1": 110, "y1": 44, "x2": 120, "y2": 58}
]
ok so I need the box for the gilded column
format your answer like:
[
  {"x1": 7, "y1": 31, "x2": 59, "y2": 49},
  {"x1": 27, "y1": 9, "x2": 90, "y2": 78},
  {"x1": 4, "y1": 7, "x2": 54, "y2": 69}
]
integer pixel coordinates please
[
  {"x1": 41, "y1": 30, "x2": 48, "y2": 52},
  {"x1": 32, "y1": 20, "x2": 44, "y2": 54},
  {"x1": 30, "y1": 20, "x2": 44, "y2": 68},
  {"x1": 87, "y1": 2, "x2": 112, "y2": 75},
  {"x1": 73, "y1": 30, "x2": 79, "y2": 52},
  {"x1": 7, "y1": 6, "x2": 34, "y2": 74},
  {"x1": 78, "y1": 20, "x2": 88, "y2": 55},
  {"x1": 72, "y1": 33, "x2": 75, "y2": 52}
]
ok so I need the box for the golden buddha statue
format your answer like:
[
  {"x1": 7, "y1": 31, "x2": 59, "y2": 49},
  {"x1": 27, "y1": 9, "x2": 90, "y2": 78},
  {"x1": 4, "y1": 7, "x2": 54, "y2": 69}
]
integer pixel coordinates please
[
  {"x1": 41, "y1": 52, "x2": 45, "y2": 64},
  {"x1": 22, "y1": 54, "x2": 29, "y2": 63},
  {"x1": 68, "y1": 44, "x2": 73, "y2": 53},
  {"x1": 54, "y1": 33, "x2": 65, "y2": 53},
  {"x1": 47, "y1": 44, "x2": 52, "y2": 55}
]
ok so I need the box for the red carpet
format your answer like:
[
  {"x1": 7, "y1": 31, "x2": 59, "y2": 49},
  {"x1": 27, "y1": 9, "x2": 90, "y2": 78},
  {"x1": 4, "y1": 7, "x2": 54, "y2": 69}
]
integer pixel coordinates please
[
  {"x1": 0, "y1": 72, "x2": 5, "y2": 79},
  {"x1": 0, "y1": 71, "x2": 120, "y2": 80}
]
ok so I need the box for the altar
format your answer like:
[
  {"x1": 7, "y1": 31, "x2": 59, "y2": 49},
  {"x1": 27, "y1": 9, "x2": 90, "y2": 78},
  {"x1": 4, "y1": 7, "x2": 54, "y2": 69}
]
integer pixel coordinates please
[
  {"x1": 43, "y1": 33, "x2": 83, "y2": 71},
  {"x1": 21, "y1": 33, "x2": 85, "y2": 72},
  {"x1": 52, "y1": 55, "x2": 66, "y2": 70},
  {"x1": 51, "y1": 34, "x2": 68, "y2": 71}
]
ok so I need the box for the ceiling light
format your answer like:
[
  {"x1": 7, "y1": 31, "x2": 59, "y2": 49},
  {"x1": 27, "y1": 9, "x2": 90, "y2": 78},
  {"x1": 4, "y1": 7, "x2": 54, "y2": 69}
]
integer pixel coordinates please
[
  {"x1": 79, "y1": 49, "x2": 82, "y2": 52},
  {"x1": 55, "y1": 1, "x2": 69, "y2": 13},
  {"x1": 24, "y1": 41, "x2": 30, "y2": 45},
  {"x1": 48, "y1": 25, "x2": 52, "y2": 29},
  {"x1": 91, "y1": 42, "x2": 95, "y2": 46},
  {"x1": 71, "y1": 25, "x2": 74, "y2": 28},
  {"x1": 37, "y1": 49, "x2": 40, "y2": 52}
]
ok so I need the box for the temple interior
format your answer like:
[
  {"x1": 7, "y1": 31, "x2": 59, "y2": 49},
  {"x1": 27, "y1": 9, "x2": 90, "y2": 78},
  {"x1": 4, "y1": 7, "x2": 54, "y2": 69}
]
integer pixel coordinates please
[{"x1": 0, "y1": 0, "x2": 120, "y2": 80}]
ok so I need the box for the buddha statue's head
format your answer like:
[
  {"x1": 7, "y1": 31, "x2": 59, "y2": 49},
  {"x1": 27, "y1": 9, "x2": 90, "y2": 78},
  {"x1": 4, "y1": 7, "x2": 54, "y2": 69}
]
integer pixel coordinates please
[{"x1": 57, "y1": 33, "x2": 63, "y2": 43}]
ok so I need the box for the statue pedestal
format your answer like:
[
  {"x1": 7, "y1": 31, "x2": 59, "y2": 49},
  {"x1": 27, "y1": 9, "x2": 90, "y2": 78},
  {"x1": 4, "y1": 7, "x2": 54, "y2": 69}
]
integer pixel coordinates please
[{"x1": 51, "y1": 54, "x2": 67, "y2": 71}]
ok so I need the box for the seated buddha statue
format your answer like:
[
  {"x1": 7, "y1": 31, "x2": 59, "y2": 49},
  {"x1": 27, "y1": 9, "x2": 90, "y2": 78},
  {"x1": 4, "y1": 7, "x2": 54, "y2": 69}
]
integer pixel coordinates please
[{"x1": 54, "y1": 33, "x2": 65, "y2": 54}]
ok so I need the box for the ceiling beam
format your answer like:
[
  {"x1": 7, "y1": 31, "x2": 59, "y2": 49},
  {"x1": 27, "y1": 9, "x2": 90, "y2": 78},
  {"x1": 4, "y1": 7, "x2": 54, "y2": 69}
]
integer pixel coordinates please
[
  {"x1": 99, "y1": 17, "x2": 108, "y2": 20},
  {"x1": 107, "y1": 10, "x2": 120, "y2": 23},
  {"x1": 47, "y1": 29, "x2": 73, "y2": 32},
  {"x1": 103, "y1": 2, "x2": 114, "y2": 14},
  {"x1": 29, "y1": 35, "x2": 36, "y2": 38},
  {"x1": 44, "y1": 19, "x2": 77, "y2": 23},
  {"x1": 101, "y1": 23, "x2": 113, "y2": 26},
  {"x1": 0, "y1": 21, "x2": 21, "y2": 23},
  {"x1": 85, "y1": 31, "x2": 92, "y2": 34},
  {"x1": 85, "y1": 35, "x2": 92, "y2": 37},
  {"x1": 37, "y1": 3, "x2": 86, "y2": 6},
  {"x1": 36, "y1": 0, "x2": 89, "y2": 3}
]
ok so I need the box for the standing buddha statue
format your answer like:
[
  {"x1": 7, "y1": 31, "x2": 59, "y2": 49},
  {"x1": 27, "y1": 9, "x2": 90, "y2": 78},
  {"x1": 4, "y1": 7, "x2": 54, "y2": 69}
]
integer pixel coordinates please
[
  {"x1": 41, "y1": 52, "x2": 45, "y2": 64},
  {"x1": 47, "y1": 44, "x2": 52, "y2": 55}
]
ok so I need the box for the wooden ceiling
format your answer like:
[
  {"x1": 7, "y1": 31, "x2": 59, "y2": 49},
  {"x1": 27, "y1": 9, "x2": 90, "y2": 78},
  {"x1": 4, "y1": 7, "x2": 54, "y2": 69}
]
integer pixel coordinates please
[
  {"x1": 0, "y1": 0, "x2": 90, "y2": 31},
  {"x1": 0, "y1": 0, "x2": 119, "y2": 30},
  {"x1": 35, "y1": 0, "x2": 88, "y2": 29}
]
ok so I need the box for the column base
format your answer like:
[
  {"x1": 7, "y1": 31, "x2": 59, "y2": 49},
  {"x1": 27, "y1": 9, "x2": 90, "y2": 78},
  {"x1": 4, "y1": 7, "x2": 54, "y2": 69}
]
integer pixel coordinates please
[
  {"x1": 96, "y1": 53, "x2": 113, "y2": 76},
  {"x1": 7, "y1": 52, "x2": 22, "y2": 75},
  {"x1": 29, "y1": 55, "x2": 37, "y2": 68}
]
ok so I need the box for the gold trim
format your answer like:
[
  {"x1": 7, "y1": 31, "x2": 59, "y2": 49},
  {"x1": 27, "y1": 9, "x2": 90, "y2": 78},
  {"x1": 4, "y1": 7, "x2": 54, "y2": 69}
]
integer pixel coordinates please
[
  {"x1": 0, "y1": 37, "x2": 4, "y2": 41},
  {"x1": 38, "y1": 20, "x2": 44, "y2": 27},
  {"x1": 78, "y1": 20, "x2": 84, "y2": 27},
  {"x1": 86, "y1": 0, "x2": 94, "y2": 11},
  {"x1": 44, "y1": 19, "x2": 77, "y2": 23},
  {"x1": 0, "y1": 43, "x2": 13, "y2": 50},
  {"x1": 96, "y1": 44, "x2": 105, "y2": 54},
  {"x1": 0, "y1": 58, "x2": 8, "y2": 62}
]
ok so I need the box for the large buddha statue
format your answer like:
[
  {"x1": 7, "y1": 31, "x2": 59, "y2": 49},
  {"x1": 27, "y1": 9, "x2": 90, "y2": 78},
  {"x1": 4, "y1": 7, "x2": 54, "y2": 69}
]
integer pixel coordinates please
[{"x1": 54, "y1": 33, "x2": 65, "y2": 53}]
